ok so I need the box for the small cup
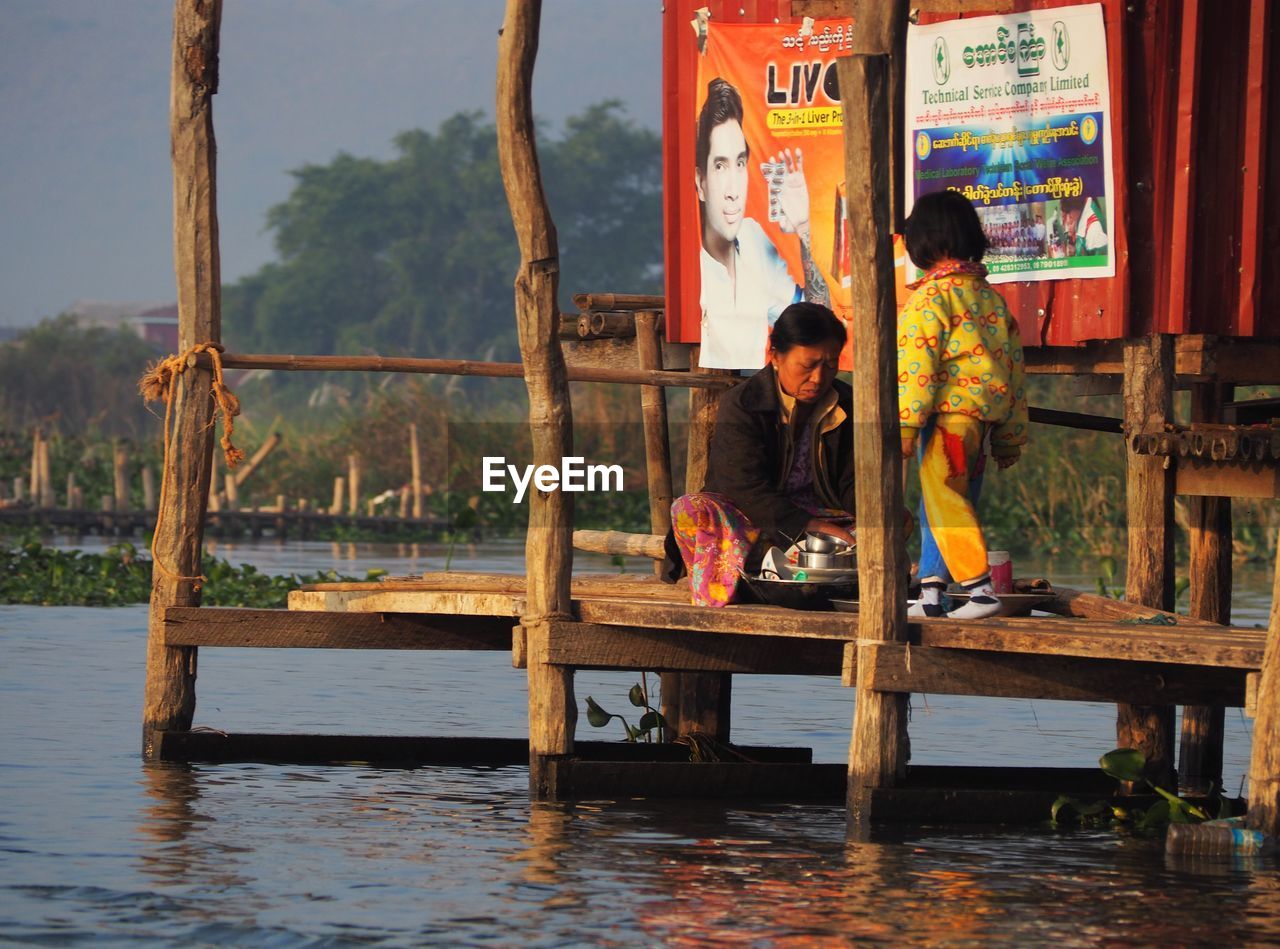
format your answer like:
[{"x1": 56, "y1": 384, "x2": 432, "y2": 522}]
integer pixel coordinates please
[{"x1": 988, "y1": 550, "x2": 1013, "y2": 594}]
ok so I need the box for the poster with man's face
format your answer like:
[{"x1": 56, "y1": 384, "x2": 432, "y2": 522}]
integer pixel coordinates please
[{"x1": 686, "y1": 20, "x2": 854, "y2": 370}]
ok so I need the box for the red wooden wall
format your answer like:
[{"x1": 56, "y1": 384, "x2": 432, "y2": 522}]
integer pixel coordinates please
[{"x1": 662, "y1": 0, "x2": 1276, "y2": 347}]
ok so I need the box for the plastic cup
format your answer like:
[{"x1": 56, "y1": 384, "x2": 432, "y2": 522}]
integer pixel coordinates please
[{"x1": 989, "y1": 550, "x2": 1013, "y2": 594}]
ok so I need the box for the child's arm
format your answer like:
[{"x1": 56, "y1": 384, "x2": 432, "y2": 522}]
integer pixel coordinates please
[{"x1": 897, "y1": 296, "x2": 945, "y2": 447}]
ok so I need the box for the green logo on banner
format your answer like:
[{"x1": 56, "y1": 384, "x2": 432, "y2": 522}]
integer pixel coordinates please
[
  {"x1": 1051, "y1": 20, "x2": 1071, "y2": 71},
  {"x1": 932, "y1": 36, "x2": 950, "y2": 85}
]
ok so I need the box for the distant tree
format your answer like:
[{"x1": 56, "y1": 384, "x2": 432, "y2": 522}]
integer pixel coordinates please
[
  {"x1": 0, "y1": 315, "x2": 160, "y2": 438},
  {"x1": 224, "y1": 102, "x2": 662, "y2": 362}
]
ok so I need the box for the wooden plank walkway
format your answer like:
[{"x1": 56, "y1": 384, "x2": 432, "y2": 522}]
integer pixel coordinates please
[{"x1": 157, "y1": 570, "x2": 1264, "y2": 812}]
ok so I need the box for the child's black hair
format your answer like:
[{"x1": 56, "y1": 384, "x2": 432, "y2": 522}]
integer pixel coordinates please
[
  {"x1": 770, "y1": 302, "x2": 846, "y2": 354},
  {"x1": 903, "y1": 189, "x2": 989, "y2": 270}
]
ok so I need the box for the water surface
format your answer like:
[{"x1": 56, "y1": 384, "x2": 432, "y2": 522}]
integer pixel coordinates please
[{"x1": 2, "y1": 541, "x2": 1275, "y2": 943}]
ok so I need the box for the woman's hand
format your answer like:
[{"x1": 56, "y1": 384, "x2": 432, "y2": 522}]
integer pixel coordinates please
[{"x1": 804, "y1": 517, "x2": 855, "y2": 547}]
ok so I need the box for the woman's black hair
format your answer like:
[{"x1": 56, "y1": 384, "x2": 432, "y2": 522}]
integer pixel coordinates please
[
  {"x1": 770, "y1": 302, "x2": 847, "y2": 354},
  {"x1": 903, "y1": 189, "x2": 989, "y2": 270}
]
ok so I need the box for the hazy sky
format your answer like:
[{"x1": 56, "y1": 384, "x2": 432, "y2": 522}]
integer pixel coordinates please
[{"x1": 0, "y1": 0, "x2": 662, "y2": 328}]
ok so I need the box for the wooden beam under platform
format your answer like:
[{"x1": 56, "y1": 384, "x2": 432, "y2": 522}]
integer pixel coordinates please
[
  {"x1": 164, "y1": 607, "x2": 516, "y2": 650},
  {"x1": 153, "y1": 731, "x2": 811, "y2": 766},
  {"x1": 860, "y1": 643, "x2": 1248, "y2": 706}
]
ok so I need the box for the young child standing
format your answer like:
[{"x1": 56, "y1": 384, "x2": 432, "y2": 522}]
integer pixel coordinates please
[{"x1": 898, "y1": 190, "x2": 1027, "y2": 619}]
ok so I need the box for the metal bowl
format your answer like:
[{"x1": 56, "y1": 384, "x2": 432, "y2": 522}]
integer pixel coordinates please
[
  {"x1": 797, "y1": 549, "x2": 856, "y2": 570},
  {"x1": 740, "y1": 574, "x2": 857, "y2": 611},
  {"x1": 801, "y1": 531, "x2": 852, "y2": 554}
]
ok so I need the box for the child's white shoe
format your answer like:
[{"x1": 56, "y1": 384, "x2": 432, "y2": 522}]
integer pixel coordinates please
[{"x1": 946, "y1": 594, "x2": 1002, "y2": 619}]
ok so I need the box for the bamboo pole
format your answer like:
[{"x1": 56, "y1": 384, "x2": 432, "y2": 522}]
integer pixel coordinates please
[
  {"x1": 1120, "y1": 335, "x2": 1177, "y2": 788},
  {"x1": 409, "y1": 422, "x2": 423, "y2": 519},
  {"x1": 840, "y1": 35, "x2": 910, "y2": 827},
  {"x1": 142, "y1": 0, "x2": 222, "y2": 758},
  {"x1": 1247, "y1": 547, "x2": 1280, "y2": 835},
  {"x1": 347, "y1": 454, "x2": 361, "y2": 516},
  {"x1": 572, "y1": 529, "x2": 665, "y2": 559},
  {"x1": 191, "y1": 350, "x2": 732, "y2": 390},
  {"x1": 1180, "y1": 382, "x2": 1233, "y2": 795},
  {"x1": 29, "y1": 430, "x2": 41, "y2": 507},
  {"x1": 65, "y1": 472, "x2": 77, "y2": 510},
  {"x1": 231, "y1": 431, "x2": 281, "y2": 487},
  {"x1": 113, "y1": 442, "x2": 130, "y2": 514},
  {"x1": 38, "y1": 436, "x2": 54, "y2": 509},
  {"x1": 498, "y1": 0, "x2": 576, "y2": 799},
  {"x1": 12, "y1": 477, "x2": 24, "y2": 503},
  {"x1": 223, "y1": 473, "x2": 238, "y2": 511},
  {"x1": 398, "y1": 485, "x2": 411, "y2": 519},
  {"x1": 142, "y1": 466, "x2": 157, "y2": 512},
  {"x1": 330, "y1": 477, "x2": 345, "y2": 516},
  {"x1": 578, "y1": 312, "x2": 636, "y2": 338},
  {"x1": 572, "y1": 292, "x2": 664, "y2": 312}
]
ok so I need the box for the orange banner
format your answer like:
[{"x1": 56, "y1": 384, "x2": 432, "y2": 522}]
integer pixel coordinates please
[{"x1": 685, "y1": 20, "x2": 854, "y2": 369}]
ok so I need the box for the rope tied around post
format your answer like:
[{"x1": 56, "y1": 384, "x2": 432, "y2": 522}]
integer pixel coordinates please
[{"x1": 139, "y1": 342, "x2": 244, "y2": 589}]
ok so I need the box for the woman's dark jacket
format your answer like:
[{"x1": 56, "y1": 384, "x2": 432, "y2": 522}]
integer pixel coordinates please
[
  {"x1": 703, "y1": 364, "x2": 856, "y2": 541},
  {"x1": 663, "y1": 365, "x2": 856, "y2": 581}
]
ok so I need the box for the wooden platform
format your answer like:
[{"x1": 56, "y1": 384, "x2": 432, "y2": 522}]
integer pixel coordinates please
[{"x1": 158, "y1": 570, "x2": 1263, "y2": 814}]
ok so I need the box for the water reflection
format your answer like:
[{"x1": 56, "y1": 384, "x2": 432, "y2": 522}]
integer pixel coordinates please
[{"x1": 509, "y1": 799, "x2": 1280, "y2": 944}]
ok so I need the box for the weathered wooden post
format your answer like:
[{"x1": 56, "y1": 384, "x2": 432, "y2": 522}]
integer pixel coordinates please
[
  {"x1": 142, "y1": 0, "x2": 222, "y2": 759},
  {"x1": 347, "y1": 454, "x2": 361, "y2": 516},
  {"x1": 634, "y1": 310, "x2": 674, "y2": 550},
  {"x1": 409, "y1": 421, "x2": 423, "y2": 519},
  {"x1": 497, "y1": 0, "x2": 576, "y2": 798},
  {"x1": 1180, "y1": 382, "x2": 1233, "y2": 794},
  {"x1": 38, "y1": 437, "x2": 54, "y2": 509},
  {"x1": 1247, "y1": 549, "x2": 1280, "y2": 836},
  {"x1": 113, "y1": 442, "x2": 131, "y2": 514},
  {"x1": 684, "y1": 346, "x2": 731, "y2": 496},
  {"x1": 839, "y1": 0, "x2": 911, "y2": 829},
  {"x1": 1120, "y1": 335, "x2": 1176, "y2": 787},
  {"x1": 29, "y1": 429, "x2": 42, "y2": 507},
  {"x1": 142, "y1": 466, "x2": 157, "y2": 513}
]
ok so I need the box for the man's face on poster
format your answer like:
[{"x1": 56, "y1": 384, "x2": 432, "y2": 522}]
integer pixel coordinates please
[{"x1": 696, "y1": 119, "x2": 749, "y2": 247}]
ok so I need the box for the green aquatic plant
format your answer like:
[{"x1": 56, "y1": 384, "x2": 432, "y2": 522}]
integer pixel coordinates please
[
  {"x1": 584, "y1": 678, "x2": 668, "y2": 743},
  {"x1": 0, "y1": 538, "x2": 379, "y2": 608},
  {"x1": 1051, "y1": 747, "x2": 1226, "y2": 833}
]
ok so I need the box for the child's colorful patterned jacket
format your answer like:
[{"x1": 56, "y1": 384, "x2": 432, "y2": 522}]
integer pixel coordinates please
[{"x1": 897, "y1": 260, "x2": 1028, "y2": 458}]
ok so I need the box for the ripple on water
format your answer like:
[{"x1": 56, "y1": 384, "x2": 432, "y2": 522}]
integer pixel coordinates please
[{"x1": 1, "y1": 548, "x2": 1277, "y2": 943}]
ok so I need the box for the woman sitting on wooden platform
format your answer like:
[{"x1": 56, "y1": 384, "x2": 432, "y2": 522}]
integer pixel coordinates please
[{"x1": 664, "y1": 302, "x2": 855, "y2": 606}]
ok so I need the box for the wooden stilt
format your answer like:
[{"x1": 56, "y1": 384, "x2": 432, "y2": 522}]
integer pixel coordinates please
[
  {"x1": 1247, "y1": 549, "x2": 1280, "y2": 835},
  {"x1": 142, "y1": 0, "x2": 222, "y2": 759},
  {"x1": 684, "y1": 345, "x2": 732, "y2": 495},
  {"x1": 29, "y1": 429, "x2": 41, "y2": 507},
  {"x1": 1120, "y1": 335, "x2": 1177, "y2": 787},
  {"x1": 346, "y1": 454, "x2": 360, "y2": 516},
  {"x1": 410, "y1": 422, "x2": 423, "y2": 520},
  {"x1": 38, "y1": 436, "x2": 54, "y2": 509},
  {"x1": 1180, "y1": 382, "x2": 1233, "y2": 795},
  {"x1": 497, "y1": 0, "x2": 575, "y2": 797},
  {"x1": 839, "y1": 38, "x2": 910, "y2": 827},
  {"x1": 142, "y1": 466, "x2": 157, "y2": 513},
  {"x1": 113, "y1": 442, "x2": 130, "y2": 514},
  {"x1": 634, "y1": 310, "x2": 674, "y2": 548}
]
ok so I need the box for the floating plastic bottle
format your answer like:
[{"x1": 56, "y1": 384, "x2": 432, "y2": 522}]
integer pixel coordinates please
[{"x1": 1166, "y1": 819, "x2": 1276, "y2": 857}]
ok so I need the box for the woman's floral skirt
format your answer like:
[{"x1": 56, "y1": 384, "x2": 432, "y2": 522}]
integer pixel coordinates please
[{"x1": 669, "y1": 492, "x2": 760, "y2": 607}]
